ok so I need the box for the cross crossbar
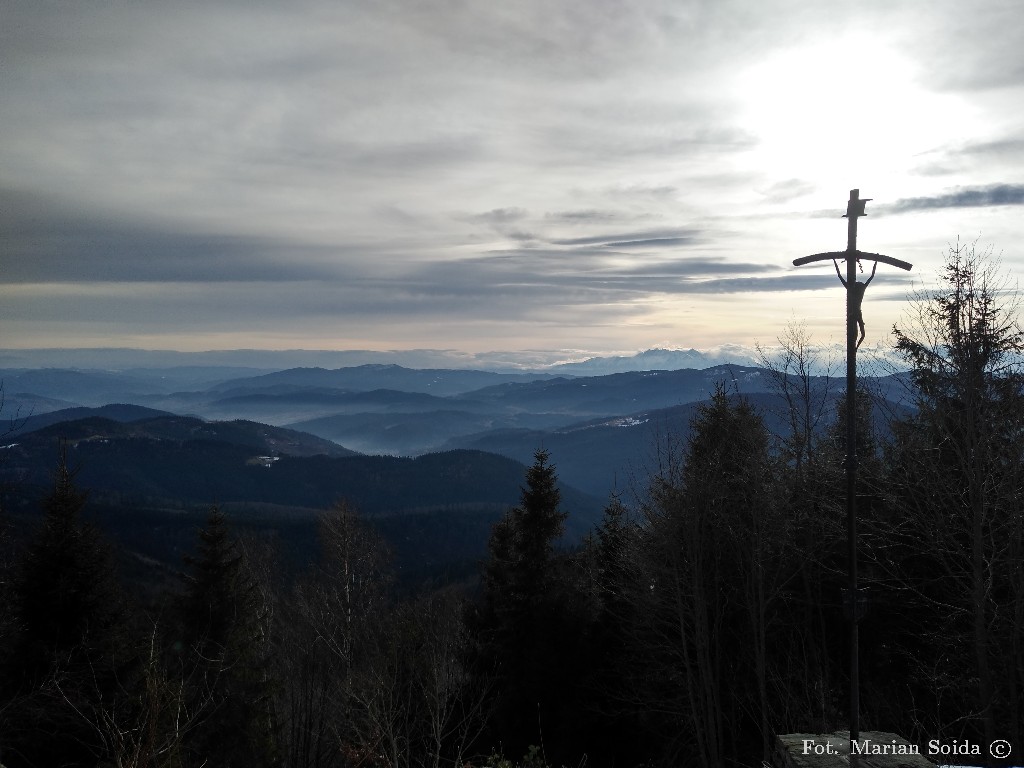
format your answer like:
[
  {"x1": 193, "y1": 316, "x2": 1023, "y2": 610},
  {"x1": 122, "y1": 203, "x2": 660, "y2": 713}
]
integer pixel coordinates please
[{"x1": 793, "y1": 250, "x2": 913, "y2": 271}]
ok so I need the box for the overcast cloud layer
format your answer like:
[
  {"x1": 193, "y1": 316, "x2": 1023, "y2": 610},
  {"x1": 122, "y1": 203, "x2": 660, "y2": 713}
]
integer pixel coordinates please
[{"x1": 3, "y1": 0, "x2": 1024, "y2": 359}]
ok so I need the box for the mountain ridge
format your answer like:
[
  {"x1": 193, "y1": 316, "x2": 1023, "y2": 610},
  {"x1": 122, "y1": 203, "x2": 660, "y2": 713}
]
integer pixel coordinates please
[{"x1": 0, "y1": 345, "x2": 761, "y2": 377}]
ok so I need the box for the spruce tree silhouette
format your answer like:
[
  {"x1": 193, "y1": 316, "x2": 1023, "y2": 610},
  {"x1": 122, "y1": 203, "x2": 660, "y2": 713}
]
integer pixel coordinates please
[
  {"x1": 473, "y1": 449, "x2": 574, "y2": 759},
  {"x1": 3, "y1": 444, "x2": 123, "y2": 767},
  {"x1": 176, "y1": 505, "x2": 278, "y2": 767}
]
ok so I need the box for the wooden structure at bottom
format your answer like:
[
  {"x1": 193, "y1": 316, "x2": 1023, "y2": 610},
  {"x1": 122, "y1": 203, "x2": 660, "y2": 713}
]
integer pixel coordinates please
[{"x1": 775, "y1": 732, "x2": 937, "y2": 768}]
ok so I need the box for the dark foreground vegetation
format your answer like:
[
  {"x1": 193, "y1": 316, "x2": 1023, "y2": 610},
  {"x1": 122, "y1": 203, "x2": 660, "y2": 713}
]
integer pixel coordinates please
[{"x1": 1, "y1": 243, "x2": 1022, "y2": 767}]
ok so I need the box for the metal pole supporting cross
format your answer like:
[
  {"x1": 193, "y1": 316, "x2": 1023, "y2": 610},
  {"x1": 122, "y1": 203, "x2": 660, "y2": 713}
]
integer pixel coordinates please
[{"x1": 792, "y1": 189, "x2": 911, "y2": 755}]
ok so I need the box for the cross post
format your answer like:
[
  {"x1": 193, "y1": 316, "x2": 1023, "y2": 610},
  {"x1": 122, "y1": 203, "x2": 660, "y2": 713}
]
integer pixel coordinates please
[{"x1": 792, "y1": 189, "x2": 912, "y2": 758}]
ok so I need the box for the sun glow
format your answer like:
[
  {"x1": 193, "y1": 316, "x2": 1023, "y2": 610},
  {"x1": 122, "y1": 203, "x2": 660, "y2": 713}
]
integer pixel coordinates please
[{"x1": 734, "y1": 34, "x2": 975, "y2": 195}]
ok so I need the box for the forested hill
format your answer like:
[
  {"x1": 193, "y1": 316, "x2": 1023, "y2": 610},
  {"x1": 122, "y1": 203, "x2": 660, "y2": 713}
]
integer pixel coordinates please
[
  {"x1": 1, "y1": 412, "x2": 604, "y2": 590},
  {"x1": 2, "y1": 416, "x2": 598, "y2": 524},
  {"x1": 8, "y1": 410, "x2": 357, "y2": 458}
]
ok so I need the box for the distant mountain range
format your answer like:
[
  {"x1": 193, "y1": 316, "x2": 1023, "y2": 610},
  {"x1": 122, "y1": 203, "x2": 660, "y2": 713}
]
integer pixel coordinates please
[
  {"x1": 1, "y1": 353, "x2": 915, "y2": 584},
  {"x1": 0, "y1": 345, "x2": 760, "y2": 376},
  {"x1": 549, "y1": 345, "x2": 760, "y2": 374},
  {"x1": 3, "y1": 358, "x2": 914, "y2": 498}
]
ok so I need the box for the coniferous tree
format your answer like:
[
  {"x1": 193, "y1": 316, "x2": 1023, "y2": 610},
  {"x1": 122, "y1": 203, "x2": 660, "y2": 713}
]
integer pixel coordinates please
[
  {"x1": 594, "y1": 494, "x2": 634, "y2": 622},
  {"x1": 0, "y1": 489, "x2": 14, "y2": 685},
  {"x1": 478, "y1": 449, "x2": 566, "y2": 632},
  {"x1": 883, "y1": 241, "x2": 1024, "y2": 747},
  {"x1": 472, "y1": 449, "x2": 576, "y2": 758},
  {"x1": 577, "y1": 494, "x2": 648, "y2": 764},
  {"x1": 631, "y1": 387, "x2": 786, "y2": 768},
  {"x1": 176, "y1": 504, "x2": 278, "y2": 767},
  {"x1": 1, "y1": 445, "x2": 124, "y2": 767}
]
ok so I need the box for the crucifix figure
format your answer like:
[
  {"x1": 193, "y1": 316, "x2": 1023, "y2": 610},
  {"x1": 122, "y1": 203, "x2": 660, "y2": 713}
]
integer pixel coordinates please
[{"x1": 833, "y1": 258, "x2": 877, "y2": 348}]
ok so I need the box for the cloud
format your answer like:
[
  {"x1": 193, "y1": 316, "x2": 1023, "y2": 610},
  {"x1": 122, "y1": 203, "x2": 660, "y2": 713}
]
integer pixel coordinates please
[
  {"x1": 0, "y1": 187, "x2": 352, "y2": 284},
  {"x1": 536, "y1": 123, "x2": 758, "y2": 165},
  {"x1": 544, "y1": 209, "x2": 624, "y2": 223},
  {"x1": 906, "y1": 2, "x2": 1024, "y2": 92},
  {"x1": 912, "y1": 138, "x2": 1024, "y2": 177},
  {"x1": 466, "y1": 208, "x2": 530, "y2": 225},
  {"x1": 3, "y1": 0, "x2": 1024, "y2": 353},
  {"x1": 604, "y1": 184, "x2": 678, "y2": 200},
  {"x1": 758, "y1": 178, "x2": 816, "y2": 204},
  {"x1": 603, "y1": 237, "x2": 697, "y2": 249},
  {"x1": 685, "y1": 273, "x2": 915, "y2": 294},
  {"x1": 399, "y1": 250, "x2": 817, "y2": 304},
  {"x1": 549, "y1": 228, "x2": 701, "y2": 247},
  {"x1": 883, "y1": 184, "x2": 1024, "y2": 214},
  {"x1": 342, "y1": 136, "x2": 486, "y2": 173},
  {"x1": 958, "y1": 139, "x2": 1024, "y2": 158}
]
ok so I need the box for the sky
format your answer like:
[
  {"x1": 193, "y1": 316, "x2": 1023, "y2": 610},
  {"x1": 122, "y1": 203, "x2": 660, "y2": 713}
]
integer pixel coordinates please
[{"x1": 3, "y1": 0, "x2": 1024, "y2": 366}]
